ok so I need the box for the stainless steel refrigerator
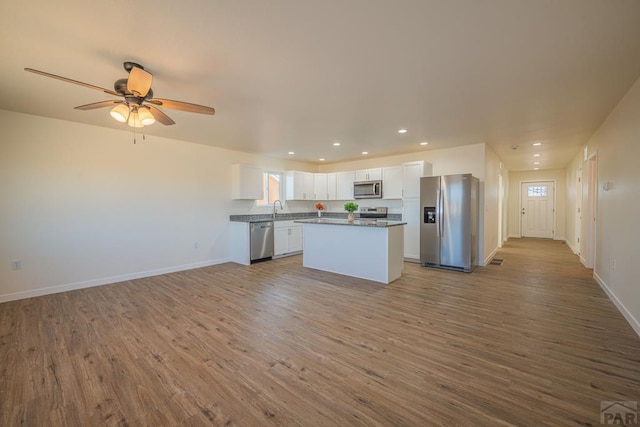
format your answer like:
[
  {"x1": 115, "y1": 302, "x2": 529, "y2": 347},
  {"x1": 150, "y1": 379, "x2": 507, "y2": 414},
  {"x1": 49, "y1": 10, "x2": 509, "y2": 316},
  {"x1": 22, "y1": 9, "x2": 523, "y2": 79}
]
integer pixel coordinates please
[{"x1": 420, "y1": 174, "x2": 479, "y2": 272}]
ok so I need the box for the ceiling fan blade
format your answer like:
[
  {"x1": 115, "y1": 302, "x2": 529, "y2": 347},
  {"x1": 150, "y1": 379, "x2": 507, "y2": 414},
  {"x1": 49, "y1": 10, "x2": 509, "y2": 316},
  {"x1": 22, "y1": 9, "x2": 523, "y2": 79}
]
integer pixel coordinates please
[
  {"x1": 127, "y1": 66, "x2": 152, "y2": 97},
  {"x1": 146, "y1": 105, "x2": 175, "y2": 125},
  {"x1": 147, "y1": 98, "x2": 215, "y2": 115},
  {"x1": 24, "y1": 68, "x2": 120, "y2": 96},
  {"x1": 74, "y1": 100, "x2": 122, "y2": 110}
]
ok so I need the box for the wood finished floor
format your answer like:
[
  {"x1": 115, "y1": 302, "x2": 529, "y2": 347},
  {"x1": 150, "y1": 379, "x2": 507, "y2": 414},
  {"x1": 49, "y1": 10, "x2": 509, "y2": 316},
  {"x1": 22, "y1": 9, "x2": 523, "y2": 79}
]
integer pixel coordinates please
[{"x1": 1, "y1": 239, "x2": 639, "y2": 426}]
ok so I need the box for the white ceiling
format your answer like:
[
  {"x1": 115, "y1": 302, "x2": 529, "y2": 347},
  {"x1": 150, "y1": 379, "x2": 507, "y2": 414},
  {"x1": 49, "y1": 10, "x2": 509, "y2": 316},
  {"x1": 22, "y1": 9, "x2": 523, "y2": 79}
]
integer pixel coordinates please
[{"x1": 1, "y1": 1, "x2": 640, "y2": 171}]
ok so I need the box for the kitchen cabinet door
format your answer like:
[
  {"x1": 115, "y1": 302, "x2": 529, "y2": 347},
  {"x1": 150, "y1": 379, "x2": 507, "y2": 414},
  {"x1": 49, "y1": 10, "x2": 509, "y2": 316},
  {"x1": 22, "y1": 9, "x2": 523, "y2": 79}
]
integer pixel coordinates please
[
  {"x1": 336, "y1": 171, "x2": 355, "y2": 200},
  {"x1": 327, "y1": 173, "x2": 337, "y2": 200},
  {"x1": 382, "y1": 166, "x2": 402, "y2": 199},
  {"x1": 402, "y1": 198, "x2": 421, "y2": 261},
  {"x1": 402, "y1": 161, "x2": 424, "y2": 199},
  {"x1": 232, "y1": 164, "x2": 263, "y2": 200},
  {"x1": 355, "y1": 168, "x2": 382, "y2": 182},
  {"x1": 303, "y1": 173, "x2": 314, "y2": 200},
  {"x1": 286, "y1": 171, "x2": 314, "y2": 200},
  {"x1": 288, "y1": 226, "x2": 303, "y2": 253},
  {"x1": 274, "y1": 227, "x2": 289, "y2": 256},
  {"x1": 313, "y1": 173, "x2": 328, "y2": 200},
  {"x1": 274, "y1": 222, "x2": 303, "y2": 256}
]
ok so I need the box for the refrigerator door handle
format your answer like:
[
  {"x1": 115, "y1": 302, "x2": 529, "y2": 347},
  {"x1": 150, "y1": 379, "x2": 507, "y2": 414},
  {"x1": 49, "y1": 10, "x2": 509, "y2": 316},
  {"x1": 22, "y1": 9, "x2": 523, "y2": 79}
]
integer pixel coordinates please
[
  {"x1": 440, "y1": 187, "x2": 445, "y2": 238},
  {"x1": 436, "y1": 189, "x2": 441, "y2": 237}
]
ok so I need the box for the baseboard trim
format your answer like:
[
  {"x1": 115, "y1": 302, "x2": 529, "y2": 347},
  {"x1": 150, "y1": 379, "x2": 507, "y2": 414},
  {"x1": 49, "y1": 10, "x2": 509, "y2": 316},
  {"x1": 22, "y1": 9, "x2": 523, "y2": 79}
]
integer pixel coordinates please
[
  {"x1": 482, "y1": 246, "x2": 500, "y2": 267},
  {"x1": 508, "y1": 234, "x2": 520, "y2": 239},
  {"x1": 565, "y1": 240, "x2": 578, "y2": 255},
  {"x1": 0, "y1": 258, "x2": 231, "y2": 304},
  {"x1": 580, "y1": 255, "x2": 589, "y2": 268},
  {"x1": 593, "y1": 272, "x2": 640, "y2": 338}
]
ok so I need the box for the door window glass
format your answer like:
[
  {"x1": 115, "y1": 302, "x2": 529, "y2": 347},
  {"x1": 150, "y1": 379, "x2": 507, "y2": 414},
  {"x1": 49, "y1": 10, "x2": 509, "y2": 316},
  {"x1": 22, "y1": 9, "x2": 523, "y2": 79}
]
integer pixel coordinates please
[{"x1": 527, "y1": 185, "x2": 547, "y2": 197}]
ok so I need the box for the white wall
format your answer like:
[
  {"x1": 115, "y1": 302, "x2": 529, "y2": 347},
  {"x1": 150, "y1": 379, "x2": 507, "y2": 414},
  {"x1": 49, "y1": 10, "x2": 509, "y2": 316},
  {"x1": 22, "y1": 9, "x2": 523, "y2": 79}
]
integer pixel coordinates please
[
  {"x1": 566, "y1": 75, "x2": 640, "y2": 336},
  {"x1": 482, "y1": 144, "x2": 503, "y2": 264},
  {"x1": 565, "y1": 154, "x2": 583, "y2": 254},
  {"x1": 0, "y1": 110, "x2": 314, "y2": 302},
  {"x1": 507, "y1": 169, "x2": 567, "y2": 241}
]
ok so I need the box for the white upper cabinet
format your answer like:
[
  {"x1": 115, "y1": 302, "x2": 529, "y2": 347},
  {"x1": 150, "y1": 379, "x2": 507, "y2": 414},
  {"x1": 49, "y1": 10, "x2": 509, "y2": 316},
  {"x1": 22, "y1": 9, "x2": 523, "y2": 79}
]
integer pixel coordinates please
[
  {"x1": 355, "y1": 168, "x2": 382, "y2": 182},
  {"x1": 327, "y1": 173, "x2": 337, "y2": 200},
  {"x1": 313, "y1": 173, "x2": 328, "y2": 200},
  {"x1": 232, "y1": 164, "x2": 263, "y2": 200},
  {"x1": 382, "y1": 166, "x2": 403, "y2": 199},
  {"x1": 286, "y1": 171, "x2": 314, "y2": 200},
  {"x1": 336, "y1": 171, "x2": 355, "y2": 200},
  {"x1": 402, "y1": 161, "x2": 432, "y2": 199},
  {"x1": 304, "y1": 173, "x2": 315, "y2": 198}
]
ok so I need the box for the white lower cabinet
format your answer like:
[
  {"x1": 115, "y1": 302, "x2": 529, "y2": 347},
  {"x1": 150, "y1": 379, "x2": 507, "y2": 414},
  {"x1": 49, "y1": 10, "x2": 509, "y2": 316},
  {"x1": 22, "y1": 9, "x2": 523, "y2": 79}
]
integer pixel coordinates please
[
  {"x1": 274, "y1": 227, "x2": 289, "y2": 256},
  {"x1": 288, "y1": 226, "x2": 303, "y2": 252},
  {"x1": 274, "y1": 221, "x2": 303, "y2": 257},
  {"x1": 402, "y1": 198, "x2": 421, "y2": 261}
]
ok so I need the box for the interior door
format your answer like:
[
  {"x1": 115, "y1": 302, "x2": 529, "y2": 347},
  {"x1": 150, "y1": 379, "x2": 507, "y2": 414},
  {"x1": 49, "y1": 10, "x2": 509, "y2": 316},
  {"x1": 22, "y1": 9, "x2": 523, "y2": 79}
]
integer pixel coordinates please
[{"x1": 520, "y1": 181, "x2": 554, "y2": 238}]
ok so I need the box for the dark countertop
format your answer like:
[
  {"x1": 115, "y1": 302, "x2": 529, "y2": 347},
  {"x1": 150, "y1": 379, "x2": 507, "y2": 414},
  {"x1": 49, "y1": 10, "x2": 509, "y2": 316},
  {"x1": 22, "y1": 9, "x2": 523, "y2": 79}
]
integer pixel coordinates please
[
  {"x1": 294, "y1": 218, "x2": 406, "y2": 228},
  {"x1": 230, "y1": 212, "x2": 402, "y2": 223}
]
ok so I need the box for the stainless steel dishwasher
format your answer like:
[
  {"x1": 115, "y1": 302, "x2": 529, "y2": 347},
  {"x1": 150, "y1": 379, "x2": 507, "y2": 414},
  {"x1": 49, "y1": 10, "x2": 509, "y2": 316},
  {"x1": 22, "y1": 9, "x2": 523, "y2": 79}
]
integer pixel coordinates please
[{"x1": 250, "y1": 221, "x2": 274, "y2": 263}]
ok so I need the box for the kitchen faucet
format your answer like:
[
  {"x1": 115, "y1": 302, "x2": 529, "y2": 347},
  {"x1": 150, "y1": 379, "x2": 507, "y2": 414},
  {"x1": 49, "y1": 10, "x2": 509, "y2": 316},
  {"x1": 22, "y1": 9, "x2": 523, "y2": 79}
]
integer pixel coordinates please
[{"x1": 273, "y1": 200, "x2": 283, "y2": 218}]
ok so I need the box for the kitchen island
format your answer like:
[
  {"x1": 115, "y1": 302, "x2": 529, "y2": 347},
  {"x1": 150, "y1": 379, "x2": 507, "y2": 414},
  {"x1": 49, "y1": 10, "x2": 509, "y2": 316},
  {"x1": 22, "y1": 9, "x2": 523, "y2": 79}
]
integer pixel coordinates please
[{"x1": 294, "y1": 218, "x2": 406, "y2": 284}]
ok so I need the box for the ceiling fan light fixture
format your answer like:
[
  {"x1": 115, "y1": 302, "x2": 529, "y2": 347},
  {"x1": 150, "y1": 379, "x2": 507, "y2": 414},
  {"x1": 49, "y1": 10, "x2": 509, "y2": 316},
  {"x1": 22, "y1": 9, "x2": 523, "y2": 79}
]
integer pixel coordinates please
[
  {"x1": 110, "y1": 103, "x2": 130, "y2": 123},
  {"x1": 138, "y1": 107, "x2": 156, "y2": 126},
  {"x1": 127, "y1": 110, "x2": 144, "y2": 128}
]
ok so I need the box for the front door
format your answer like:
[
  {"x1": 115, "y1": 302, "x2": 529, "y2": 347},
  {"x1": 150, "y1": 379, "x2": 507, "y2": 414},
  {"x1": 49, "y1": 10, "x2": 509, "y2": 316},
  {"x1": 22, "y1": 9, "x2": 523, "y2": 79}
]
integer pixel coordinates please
[{"x1": 521, "y1": 181, "x2": 554, "y2": 238}]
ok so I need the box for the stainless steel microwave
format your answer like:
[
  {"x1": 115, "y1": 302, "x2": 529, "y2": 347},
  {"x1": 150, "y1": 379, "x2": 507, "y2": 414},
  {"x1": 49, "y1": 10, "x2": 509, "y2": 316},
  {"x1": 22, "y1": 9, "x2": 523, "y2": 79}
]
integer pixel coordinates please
[{"x1": 354, "y1": 180, "x2": 382, "y2": 199}]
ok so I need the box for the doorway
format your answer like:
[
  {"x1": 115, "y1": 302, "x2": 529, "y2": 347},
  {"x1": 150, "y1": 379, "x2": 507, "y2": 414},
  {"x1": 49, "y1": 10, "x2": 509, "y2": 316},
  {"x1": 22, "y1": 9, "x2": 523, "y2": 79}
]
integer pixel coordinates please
[{"x1": 520, "y1": 181, "x2": 555, "y2": 238}]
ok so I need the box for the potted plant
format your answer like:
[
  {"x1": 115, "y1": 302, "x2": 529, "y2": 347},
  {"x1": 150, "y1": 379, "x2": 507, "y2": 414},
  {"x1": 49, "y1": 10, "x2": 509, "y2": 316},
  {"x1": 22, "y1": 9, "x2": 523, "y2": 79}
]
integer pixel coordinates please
[
  {"x1": 343, "y1": 201, "x2": 359, "y2": 222},
  {"x1": 315, "y1": 202, "x2": 325, "y2": 217}
]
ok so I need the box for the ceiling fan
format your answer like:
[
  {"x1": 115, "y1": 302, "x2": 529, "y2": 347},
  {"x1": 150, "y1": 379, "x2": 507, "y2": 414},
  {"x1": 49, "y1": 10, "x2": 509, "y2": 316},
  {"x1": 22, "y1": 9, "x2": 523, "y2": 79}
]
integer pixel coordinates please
[{"x1": 24, "y1": 61, "x2": 215, "y2": 128}]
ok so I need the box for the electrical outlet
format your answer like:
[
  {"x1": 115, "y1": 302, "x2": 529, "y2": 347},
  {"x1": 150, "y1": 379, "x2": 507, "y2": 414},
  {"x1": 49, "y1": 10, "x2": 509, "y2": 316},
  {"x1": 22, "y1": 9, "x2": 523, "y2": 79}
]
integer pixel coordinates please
[
  {"x1": 193, "y1": 241, "x2": 199, "y2": 249},
  {"x1": 12, "y1": 260, "x2": 22, "y2": 270},
  {"x1": 612, "y1": 259, "x2": 617, "y2": 270}
]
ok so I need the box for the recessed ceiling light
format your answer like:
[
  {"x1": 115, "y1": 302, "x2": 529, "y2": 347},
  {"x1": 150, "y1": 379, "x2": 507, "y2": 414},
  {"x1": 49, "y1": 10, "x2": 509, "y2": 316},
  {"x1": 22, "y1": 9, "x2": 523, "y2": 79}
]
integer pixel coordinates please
[
  {"x1": 533, "y1": 153, "x2": 541, "y2": 157},
  {"x1": 288, "y1": 151, "x2": 295, "y2": 155},
  {"x1": 333, "y1": 142, "x2": 341, "y2": 146},
  {"x1": 319, "y1": 158, "x2": 325, "y2": 161},
  {"x1": 532, "y1": 142, "x2": 543, "y2": 146},
  {"x1": 362, "y1": 151, "x2": 369, "y2": 155},
  {"x1": 420, "y1": 141, "x2": 428, "y2": 146},
  {"x1": 534, "y1": 167, "x2": 540, "y2": 170},
  {"x1": 533, "y1": 161, "x2": 540, "y2": 165},
  {"x1": 398, "y1": 129, "x2": 407, "y2": 134}
]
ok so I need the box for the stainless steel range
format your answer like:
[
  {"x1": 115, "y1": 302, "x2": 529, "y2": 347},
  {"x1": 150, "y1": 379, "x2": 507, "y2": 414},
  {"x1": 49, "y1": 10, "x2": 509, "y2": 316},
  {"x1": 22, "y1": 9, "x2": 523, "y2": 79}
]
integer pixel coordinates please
[{"x1": 359, "y1": 207, "x2": 388, "y2": 220}]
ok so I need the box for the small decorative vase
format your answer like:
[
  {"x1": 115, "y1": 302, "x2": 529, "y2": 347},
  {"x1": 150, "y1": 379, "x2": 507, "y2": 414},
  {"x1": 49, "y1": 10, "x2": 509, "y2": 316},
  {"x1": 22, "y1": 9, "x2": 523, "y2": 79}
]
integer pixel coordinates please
[
  {"x1": 347, "y1": 213, "x2": 354, "y2": 222},
  {"x1": 318, "y1": 211, "x2": 322, "y2": 217}
]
